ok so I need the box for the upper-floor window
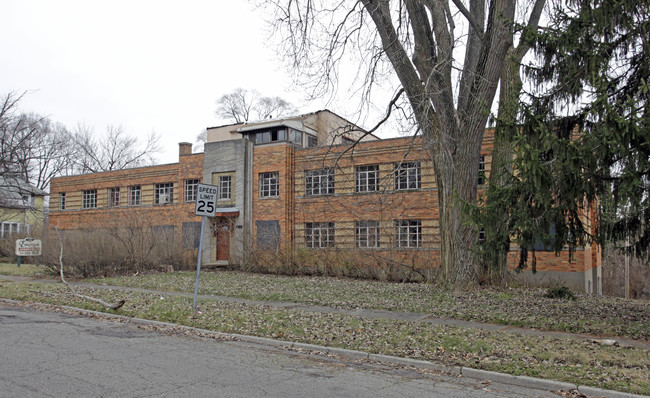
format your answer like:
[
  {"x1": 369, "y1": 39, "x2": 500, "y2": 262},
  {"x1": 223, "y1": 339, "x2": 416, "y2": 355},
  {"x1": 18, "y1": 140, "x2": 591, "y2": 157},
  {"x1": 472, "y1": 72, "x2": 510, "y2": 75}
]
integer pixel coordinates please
[
  {"x1": 478, "y1": 155, "x2": 486, "y2": 186},
  {"x1": 305, "y1": 222, "x2": 334, "y2": 248},
  {"x1": 129, "y1": 186, "x2": 141, "y2": 206},
  {"x1": 60, "y1": 192, "x2": 66, "y2": 210},
  {"x1": 21, "y1": 194, "x2": 33, "y2": 208},
  {"x1": 108, "y1": 187, "x2": 120, "y2": 207},
  {"x1": 82, "y1": 190, "x2": 97, "y2": 209},
  {"x1": 356, "y1": 165, "x2": 379, "y2": 192},
  {"x1": 305, "y1": 168, "x2": 334, "y2": 196},
  {"x1": 396, "y1": 219, "x2": 422, "y2": 248},
  {"x1": 289, "y1": 129, "x2": 302, "y2": 145},
  {"x1": 255, "y1": 128, "x2": 286, "y2": 144},
  {"x1": 218, "y1": 175, "x2": 232, "y2": 201},
  {"x1": 306, "y1": 135, "x2": 318, "y2": 148},
  {"x1": 185, "y1": 179, "x2": 200, "y2": 202},
  {"x1": 155, "y1": 183, "x2": 174, "y2": 205},
  {"x1": 395, "y1": 162, "x2": 421, "y2": 190},
  {"x1": 356, "y1": 220, "x2": 380, "y2": 248},
  {"x1": 259, "y1": 172, "x2": 279, "y2": 198}
]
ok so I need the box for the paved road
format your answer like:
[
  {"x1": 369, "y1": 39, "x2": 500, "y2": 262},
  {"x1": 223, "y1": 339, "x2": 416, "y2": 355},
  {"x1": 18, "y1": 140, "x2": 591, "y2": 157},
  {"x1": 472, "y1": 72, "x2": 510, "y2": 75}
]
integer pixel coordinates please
[{"x1": 0, "y1": 304, "x2": 560, "y2": 397}]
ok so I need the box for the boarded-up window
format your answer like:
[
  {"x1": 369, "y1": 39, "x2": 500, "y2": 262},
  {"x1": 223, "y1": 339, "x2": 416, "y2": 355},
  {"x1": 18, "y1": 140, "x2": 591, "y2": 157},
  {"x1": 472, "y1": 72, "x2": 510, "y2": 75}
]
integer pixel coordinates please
[
  {"x1": 182, "y1": 222, "x2": 201, "y2": 249},
  {"x1": 256, "y1": 220, "x2": 280, "y2": 250}
]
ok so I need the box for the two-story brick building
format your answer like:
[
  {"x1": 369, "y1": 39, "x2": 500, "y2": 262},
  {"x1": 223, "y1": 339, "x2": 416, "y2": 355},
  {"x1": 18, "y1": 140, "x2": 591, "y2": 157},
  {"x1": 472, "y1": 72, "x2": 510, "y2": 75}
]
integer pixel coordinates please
[{"x1": 48, "y1": 110, "x2": 602, "y2": 292}]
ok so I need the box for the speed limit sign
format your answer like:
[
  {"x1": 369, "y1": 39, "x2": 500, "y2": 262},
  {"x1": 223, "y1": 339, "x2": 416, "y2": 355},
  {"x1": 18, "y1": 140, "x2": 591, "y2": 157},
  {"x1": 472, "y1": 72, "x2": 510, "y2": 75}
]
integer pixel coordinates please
[{"x1": 194, "y1": 183, "x2": 218, "y2": 217}]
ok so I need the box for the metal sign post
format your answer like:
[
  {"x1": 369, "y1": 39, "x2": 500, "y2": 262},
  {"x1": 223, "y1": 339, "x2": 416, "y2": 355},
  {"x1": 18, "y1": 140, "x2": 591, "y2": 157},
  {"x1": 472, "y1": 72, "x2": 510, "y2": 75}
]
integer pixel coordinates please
[{"x1": 193, "y1": 183, "x2": 218, "y2": 310}]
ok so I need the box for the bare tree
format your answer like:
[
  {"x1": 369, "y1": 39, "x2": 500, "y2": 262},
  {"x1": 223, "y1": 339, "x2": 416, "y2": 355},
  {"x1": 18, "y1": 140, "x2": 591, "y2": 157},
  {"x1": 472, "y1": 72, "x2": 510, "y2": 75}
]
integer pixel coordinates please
[
  {"x1": 73, "y1": 124, "x2": 161, "y2": 173},
  {"x1": 0, "y1": 92, "x2": 39, "y2": 179},
  {"x1": 1, "y1": 92, "x2": 76, "y2": 191},
  {"x1": 216, "y1": 88, "x2": 298, "y2": 123},
  {"x1": 264, "y1": 0, "x2": 546, "y2": 288}
]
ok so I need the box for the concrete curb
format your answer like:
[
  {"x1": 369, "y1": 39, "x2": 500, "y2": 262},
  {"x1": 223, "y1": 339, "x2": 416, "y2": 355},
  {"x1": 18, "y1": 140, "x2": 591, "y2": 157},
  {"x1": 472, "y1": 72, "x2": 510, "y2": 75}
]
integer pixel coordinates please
[{"x1": 1, "y1": 299, "x2": 646, "y2": 398}]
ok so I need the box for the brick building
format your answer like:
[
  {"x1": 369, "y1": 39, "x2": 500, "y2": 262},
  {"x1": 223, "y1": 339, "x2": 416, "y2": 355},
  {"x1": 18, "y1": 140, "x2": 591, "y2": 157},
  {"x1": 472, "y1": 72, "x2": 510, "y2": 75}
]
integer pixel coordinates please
[
  {"x1": 48, "y1": 110, "x2": 602, "y2": 292},
  {"x1": 49, "y1": 143, "x2": 204, "y2": 262}
]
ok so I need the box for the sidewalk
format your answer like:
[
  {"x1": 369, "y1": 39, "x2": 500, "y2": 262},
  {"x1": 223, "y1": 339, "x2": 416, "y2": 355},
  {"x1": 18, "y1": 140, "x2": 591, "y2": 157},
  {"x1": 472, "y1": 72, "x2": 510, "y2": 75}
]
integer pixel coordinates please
[{"x1": 3, "y1": 274, "x2": 648, "y2": 350}]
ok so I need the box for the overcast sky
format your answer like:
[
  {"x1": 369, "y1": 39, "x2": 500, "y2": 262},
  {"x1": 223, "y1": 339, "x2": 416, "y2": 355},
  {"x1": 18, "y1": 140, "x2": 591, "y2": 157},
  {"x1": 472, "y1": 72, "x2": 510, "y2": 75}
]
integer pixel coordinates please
[{"x1": 2, "y1": 0, "x2": 373, "y2": 164}]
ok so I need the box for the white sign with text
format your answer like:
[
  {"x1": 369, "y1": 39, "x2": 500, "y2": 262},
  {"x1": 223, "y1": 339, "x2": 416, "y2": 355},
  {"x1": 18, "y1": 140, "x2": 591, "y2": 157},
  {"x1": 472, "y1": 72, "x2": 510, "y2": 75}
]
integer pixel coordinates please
[{"x1": 194, "y1": 183, "x2": 218, "y2": 217}]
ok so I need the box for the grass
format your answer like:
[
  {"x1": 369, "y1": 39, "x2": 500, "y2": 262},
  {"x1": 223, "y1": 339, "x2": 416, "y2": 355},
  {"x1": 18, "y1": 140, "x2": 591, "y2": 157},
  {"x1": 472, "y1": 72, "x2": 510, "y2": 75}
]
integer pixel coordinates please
[
  {"x1": 0, "y1": 262, "x2": 53, "y2": 278},
  {"x1": 0, "y1": 280, "x2": 648, "y2": 395},
  {"x1": 89, "y1": 270, "x2": 650, "y2": 341}
]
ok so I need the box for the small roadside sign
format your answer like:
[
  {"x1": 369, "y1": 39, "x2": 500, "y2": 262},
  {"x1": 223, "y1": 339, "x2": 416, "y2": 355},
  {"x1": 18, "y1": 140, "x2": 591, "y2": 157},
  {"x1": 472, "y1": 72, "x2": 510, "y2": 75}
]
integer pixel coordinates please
[
  {"x1": 194, "y1": 183, "x2": 218, "y2": 217},
  {"x1": 15, "y1": 238, "x2": 42, "y2": 256}
]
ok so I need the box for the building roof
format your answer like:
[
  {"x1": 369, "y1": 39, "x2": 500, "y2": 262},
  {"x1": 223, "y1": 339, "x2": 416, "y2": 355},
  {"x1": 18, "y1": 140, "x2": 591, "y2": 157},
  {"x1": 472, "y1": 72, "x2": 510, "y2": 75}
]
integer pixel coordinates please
[{"x1": 0, "y1": 175, "x2": 46, "y2": 208}]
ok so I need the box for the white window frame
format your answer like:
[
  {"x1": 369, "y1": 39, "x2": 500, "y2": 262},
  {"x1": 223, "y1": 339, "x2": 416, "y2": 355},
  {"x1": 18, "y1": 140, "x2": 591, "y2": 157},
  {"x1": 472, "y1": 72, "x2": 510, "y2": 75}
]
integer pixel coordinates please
[
  {"x1": 259, "y1": 172, "x2": 279, "y2": 198},
  {"x1": 155, "y1": 183, "x2": 174, "y2": 205},
  {"x1": 1, "y1": 222, "x2": 24, "y2": 239},
  {"x1": 356, "y1": 220, "x2": 380, "y2": 248},
  {"x1": 305, "y1": 168, "x2": 334, "y2": 196},
  {"x1": 82, "y1": 189, "x2": 97, "y2": 209},
  {"x1": 108, "y1": 187, "x2": 120, "y2": 207},
  {"x1": 356, "y1": 165, "x2": 379, "y2": 192},
  {"x1": 128, "y1": 186, "x2": 141, "y2": 206},
  {"x1": 395, "y1": 162, "x2": 421, "y2": 190},
  {"x1": 396, "y1": 220, "x2": 422, "y2": 248},
  {"x1": 184, "y1": 179, "x2": 200, "y2": 202},
  {"x1": 305, "y1": 222, "x2": 334, "y2": 248},
  {"x1": 218, "y1": 175, "x2": 232, "y2": 201},
  {"x1": 478, "y1": 155, "x2": 486, "y2": 185}
]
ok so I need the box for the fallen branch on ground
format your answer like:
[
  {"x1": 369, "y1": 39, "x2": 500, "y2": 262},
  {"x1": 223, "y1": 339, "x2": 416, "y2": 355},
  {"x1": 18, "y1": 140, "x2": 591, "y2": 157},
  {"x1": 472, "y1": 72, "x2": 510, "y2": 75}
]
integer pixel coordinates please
[{"x1": 54, "y1": 227, "x2": 125, "y2": 310}]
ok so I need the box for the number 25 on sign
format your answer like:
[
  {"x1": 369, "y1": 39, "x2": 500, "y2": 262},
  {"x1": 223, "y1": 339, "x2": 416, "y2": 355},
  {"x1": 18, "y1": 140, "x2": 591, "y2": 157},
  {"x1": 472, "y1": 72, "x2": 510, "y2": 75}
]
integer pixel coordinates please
[{"x1": 194, "y1": 183, "x2": 218, "y2": 217}]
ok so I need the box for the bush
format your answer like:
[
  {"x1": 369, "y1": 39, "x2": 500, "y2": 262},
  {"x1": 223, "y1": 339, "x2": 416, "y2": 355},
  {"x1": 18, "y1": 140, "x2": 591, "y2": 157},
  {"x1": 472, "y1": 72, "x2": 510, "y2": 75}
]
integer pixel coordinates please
[
  {"x1": 233, "y1": 245, "x2": 437, "y2": 283},
  {"x1": 545, "y1": 286, "x2": 577, "y2": 300},
  {"x1": 41, "y1": 227, "x2": 188, "y2": 278}
]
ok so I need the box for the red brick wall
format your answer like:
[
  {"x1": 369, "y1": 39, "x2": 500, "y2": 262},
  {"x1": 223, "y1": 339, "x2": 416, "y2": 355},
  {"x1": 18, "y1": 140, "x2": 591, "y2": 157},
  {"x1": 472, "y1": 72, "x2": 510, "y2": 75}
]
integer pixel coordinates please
[{"x1": 49, "y1": 153, "x2": 204, "y2": 243}]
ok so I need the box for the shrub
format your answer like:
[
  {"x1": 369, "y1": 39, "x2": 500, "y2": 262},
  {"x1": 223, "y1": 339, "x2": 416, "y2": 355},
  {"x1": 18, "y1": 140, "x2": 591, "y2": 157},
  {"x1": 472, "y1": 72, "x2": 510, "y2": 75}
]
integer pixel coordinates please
[{"x1": 545, "y1": 286, "x2": 577, "y2": 300}]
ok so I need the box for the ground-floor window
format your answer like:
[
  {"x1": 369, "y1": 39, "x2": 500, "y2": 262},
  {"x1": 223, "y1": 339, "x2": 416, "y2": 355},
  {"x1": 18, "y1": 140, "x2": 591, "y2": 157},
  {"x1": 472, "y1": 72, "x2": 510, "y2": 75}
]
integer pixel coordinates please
[
  {"x1": 1, "y1": 222, "x2": 28, "y2": 239},
  {"x1": 256, "y1": 220, "x2": 281, "y2": 250},
  {"x1": 395, "y1": 220, "x2": 421, "y2": 248},
  {"x1": 355, "y1": 220, "x2": 380, "y2": 248},
  {"x1": 305, "y1": 222, "x2": 334, "y2": 248}
]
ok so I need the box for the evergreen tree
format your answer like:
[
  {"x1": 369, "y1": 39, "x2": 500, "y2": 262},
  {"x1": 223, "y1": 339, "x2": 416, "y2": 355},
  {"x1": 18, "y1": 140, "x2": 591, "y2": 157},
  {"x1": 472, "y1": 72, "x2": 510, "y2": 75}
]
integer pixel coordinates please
[{"x1": 476, "y1": 0, "x2": 649, "y2": 272}]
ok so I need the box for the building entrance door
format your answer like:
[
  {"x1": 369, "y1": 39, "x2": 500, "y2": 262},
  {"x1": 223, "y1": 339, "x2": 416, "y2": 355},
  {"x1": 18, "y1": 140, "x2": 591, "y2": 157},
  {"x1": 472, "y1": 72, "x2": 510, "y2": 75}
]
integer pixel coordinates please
[{"x1": 213, "y1": 219, "x2": 230, "y2": 262}]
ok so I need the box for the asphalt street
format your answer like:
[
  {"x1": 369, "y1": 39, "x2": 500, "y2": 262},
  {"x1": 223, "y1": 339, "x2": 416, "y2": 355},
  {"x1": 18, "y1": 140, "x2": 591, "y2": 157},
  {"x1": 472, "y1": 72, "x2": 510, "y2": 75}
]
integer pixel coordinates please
[{"x1": 0, "y1": 303, "x2": 564, "y2": 397}]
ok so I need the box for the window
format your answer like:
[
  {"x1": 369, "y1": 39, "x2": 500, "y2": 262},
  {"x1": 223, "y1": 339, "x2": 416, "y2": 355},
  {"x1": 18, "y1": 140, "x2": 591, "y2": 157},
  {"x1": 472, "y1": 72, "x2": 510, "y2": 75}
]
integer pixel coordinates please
[
  {"x1": 22, "y1": 194, "x2": 33, "y2": 208},
  {"x1": 82, "y1": 190, "x2": 97, "y2": 209},
  {"x1": 396, "y1": 220, "x2": 422, "y2": 248},
  {"x1": 356, "y1": 165, "x2": 379, "y2": 192},
  {"x1": 478, "y1": 228, "x2": 486, "y2": 244},
  {"x1": 289, "y1": 129, "x2": 302, "y2": 145},
  {"x1": 356, "y1": 221, "x2": 380, "y2": 248},
  {"x1": 305, "y1": 168, "x2": 334, "y2": 196},
  {"x1": 256, "y1": 220, "x2": 281, "y2": 250},
  {"x1": 182, "y1": 222, "x2": 202, "y2": 249},
  {"x1": 1, "y1": 222, "x2": 25, "y2": 239},
  {"x1": 155, "y1": 183, "x2": 174, "y2": 204},
  {"x1": 108, "y1": 187, "x2": 120, "y2": 207},
  {"x1": 306, "y1": 135, "x2": 318, "y2": 147},
  {"x1": 185, "y1": 179, "x2": 200, "y2": 202},
  {"x1": 305, "y1": 222, "x2": 334, "y2": 248},
  {"x1": 478, "y1": 155, "x2": 486, "y2": 186},
  {"x1": 395, "y1": 162, "x2": 421, "y2": 190},
  {"x1": 218, "y1": 175, "x2": 232, "y2": 201},
  {"x1": 129, "y1": 186, "x2": 141, "y2": 206},
  {"x1": 255, "y1": 128, "x2": 287, "y2": 144},
  {"x1": 60, "y1": 193, "x2": 66, "y2": 210},
  {"x1": 259, "y1": 172, "x2": 279, "y2": 197}
]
